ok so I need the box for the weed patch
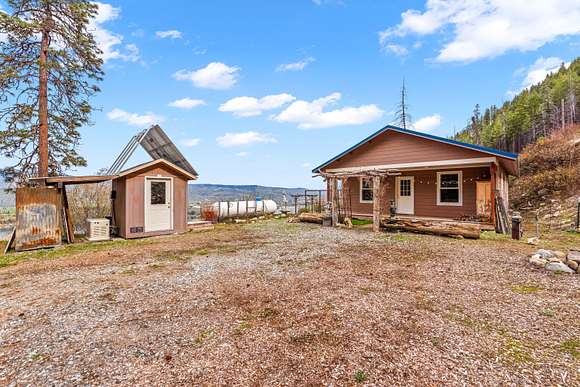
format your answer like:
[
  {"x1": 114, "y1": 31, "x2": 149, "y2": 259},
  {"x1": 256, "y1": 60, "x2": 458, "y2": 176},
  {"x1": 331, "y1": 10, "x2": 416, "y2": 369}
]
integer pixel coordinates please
[
  {"x1": 510, "y1": 285, "x2": 543, "y2": 294},
  {"x1": 354, "y1": 370, "x2": 368, "y2": 383},
  {"x1": 194, "y1": 329, "x2": 213, "y2": 348},
  {"x1": 559, "y1": 339, "x2": 579, "y2": 359},
  {"x1": 538, "y1": 308, "x2": 555, "y2": 317},
  {"x1": 501, "y1": 337, "x2": 532, "y2": 364},
  {"x1": 351, "y1": 218, "x2": 372, "y2": 226},
  {"x1": 258, "y1": 307, "x2": 278, "y2": 319},
  {"x1": 234, "y1": 321, "x2": 253, "y2": 334}
]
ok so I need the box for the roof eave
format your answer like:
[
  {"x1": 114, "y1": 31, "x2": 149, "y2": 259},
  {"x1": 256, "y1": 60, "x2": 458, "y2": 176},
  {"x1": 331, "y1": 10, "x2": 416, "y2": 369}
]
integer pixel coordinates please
[{"x1": 312, "y1": 124, "x2": 518, "y2": 174}]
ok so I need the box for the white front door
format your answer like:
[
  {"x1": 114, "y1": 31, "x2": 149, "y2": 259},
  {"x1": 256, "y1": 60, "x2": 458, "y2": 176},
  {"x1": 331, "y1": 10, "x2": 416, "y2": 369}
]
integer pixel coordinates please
[
  {"x1": 145, "y1": 178, "x2": 172, "y2": 232},
  {"x1": 396, "y1": 176, "x2": 414, "y2": 215}
]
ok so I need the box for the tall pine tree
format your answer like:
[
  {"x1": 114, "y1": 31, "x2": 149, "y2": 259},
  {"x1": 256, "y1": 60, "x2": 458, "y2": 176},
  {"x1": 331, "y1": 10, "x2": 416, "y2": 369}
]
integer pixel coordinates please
[{"x1": 0, "y1": 0, "x2": 103, "y2": 184}]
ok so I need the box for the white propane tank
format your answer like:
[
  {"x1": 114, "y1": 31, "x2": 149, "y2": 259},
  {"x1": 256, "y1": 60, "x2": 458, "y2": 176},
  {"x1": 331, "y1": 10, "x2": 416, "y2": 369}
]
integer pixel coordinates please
[{"x1": 211, "y1": 199, "x2": 278, "y2": 218}]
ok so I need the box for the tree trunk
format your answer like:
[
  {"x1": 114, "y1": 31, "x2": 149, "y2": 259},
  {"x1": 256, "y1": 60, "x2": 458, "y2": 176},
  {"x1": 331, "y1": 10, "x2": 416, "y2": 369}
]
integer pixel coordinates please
[
  {"x1": 298, "y1": 212, "x2": 323, "y2": 224},
  {"x1": 380, "y1": 218, "x2": 481, "y2": 239},
  {"x1": 38, "y1": 24, "x2": 50, "y2": 178}
]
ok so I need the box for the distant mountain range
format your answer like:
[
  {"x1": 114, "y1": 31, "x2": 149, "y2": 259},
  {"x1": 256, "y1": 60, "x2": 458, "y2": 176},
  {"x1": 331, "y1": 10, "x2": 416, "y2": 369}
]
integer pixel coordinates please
[
  {"x1": 188, "y1": 184, "x2": 308, "y2": 204},
  {"x1": 0, "y1": 183, "x2": 311, "y2": 208}
]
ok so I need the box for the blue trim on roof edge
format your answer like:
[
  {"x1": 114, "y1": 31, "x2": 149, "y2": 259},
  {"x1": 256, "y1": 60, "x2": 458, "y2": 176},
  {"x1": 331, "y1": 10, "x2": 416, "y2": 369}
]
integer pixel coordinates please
[{"x1": 311, "y1": 124, "x2": 518, "y2": 173}]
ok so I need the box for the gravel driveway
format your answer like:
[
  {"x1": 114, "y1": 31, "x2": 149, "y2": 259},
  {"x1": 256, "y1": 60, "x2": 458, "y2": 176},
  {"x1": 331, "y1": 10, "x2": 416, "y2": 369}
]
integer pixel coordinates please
[{"x1": 0, "y1": 220, "x2": 578, "y2": 385}]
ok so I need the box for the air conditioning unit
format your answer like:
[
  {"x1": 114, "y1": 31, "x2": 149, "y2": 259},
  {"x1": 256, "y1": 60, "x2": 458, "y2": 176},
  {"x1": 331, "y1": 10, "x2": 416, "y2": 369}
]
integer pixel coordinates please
[{"x1": 86, "y1": 218, "x2": 110, "y2": 242}]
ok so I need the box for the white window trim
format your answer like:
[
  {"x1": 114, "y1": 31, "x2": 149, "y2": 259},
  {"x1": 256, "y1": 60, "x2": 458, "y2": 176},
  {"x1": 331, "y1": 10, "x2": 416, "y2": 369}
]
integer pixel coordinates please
[
  {"x1": 437, "y1": 171, "x2": 463, "y2": 206},
  {"x1": 359, "y1": 176, "x2": 373, "y2": 203}
]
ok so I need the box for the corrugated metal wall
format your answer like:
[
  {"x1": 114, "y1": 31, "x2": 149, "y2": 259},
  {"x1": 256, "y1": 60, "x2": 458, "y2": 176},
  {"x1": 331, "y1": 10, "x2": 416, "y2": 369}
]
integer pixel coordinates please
[{"x1": 15, "y1": 187, "x2": 62, "y2": 251}]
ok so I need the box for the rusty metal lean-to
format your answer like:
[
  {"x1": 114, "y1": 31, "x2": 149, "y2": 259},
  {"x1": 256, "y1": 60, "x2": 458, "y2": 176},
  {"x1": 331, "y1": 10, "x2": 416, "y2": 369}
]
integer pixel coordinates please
[{"x1": 15, "y1": 187, "x2": 63, "y2": 251}]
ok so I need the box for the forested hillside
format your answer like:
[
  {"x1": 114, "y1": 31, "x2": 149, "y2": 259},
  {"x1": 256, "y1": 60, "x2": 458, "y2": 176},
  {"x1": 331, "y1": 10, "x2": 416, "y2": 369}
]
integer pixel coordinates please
[
  {"x1": 511, "y1": 124, "x2": 579, "y2": 229},
  {"x1": 454, "y1": 58, "x2": 579, "y2": 153}
]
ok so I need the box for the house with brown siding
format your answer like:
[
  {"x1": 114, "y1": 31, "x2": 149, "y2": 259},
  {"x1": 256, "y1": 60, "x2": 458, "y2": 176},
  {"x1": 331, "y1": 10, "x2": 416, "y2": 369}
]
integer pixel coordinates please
[{"x1": 312, "y1": 125, "x2": 518, "y2": 228}]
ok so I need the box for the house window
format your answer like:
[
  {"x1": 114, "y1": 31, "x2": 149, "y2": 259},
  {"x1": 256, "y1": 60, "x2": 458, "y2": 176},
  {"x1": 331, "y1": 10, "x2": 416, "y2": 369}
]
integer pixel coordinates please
[
  {"x1": 437, "y1": 171, "x2": 462, "y2": 206},
  {"x1": 150, "y1": 181, "x2": 167, "y2": 205},
  {"x1": 399, "y1": 179, "x2": 411, "y2": 197},
  {"x1": 360, "y1": 177, "x2": 373, "y2": 203}
]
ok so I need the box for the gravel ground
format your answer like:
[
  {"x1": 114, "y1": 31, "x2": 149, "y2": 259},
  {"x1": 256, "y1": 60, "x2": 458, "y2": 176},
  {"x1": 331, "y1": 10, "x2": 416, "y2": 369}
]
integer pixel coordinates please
[{"x1": 0, "y1": 220, "x2": 578, "y2": 386}]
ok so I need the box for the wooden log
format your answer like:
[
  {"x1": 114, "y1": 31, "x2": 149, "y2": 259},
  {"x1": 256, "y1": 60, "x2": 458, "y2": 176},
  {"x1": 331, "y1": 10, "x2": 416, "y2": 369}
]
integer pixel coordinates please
[
  {"x1": 298, "y1": 212, "x2": 323, "y2": 224},
  {"x1": 380, "y1": 218, "x2": 481, "y2": 239}
]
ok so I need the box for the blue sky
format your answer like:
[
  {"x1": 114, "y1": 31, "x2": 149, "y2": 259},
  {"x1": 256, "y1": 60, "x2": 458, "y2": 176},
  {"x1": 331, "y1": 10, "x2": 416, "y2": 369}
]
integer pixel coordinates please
[{"x1": 3, "y1": 0, "x2": 580, "y2": 188}]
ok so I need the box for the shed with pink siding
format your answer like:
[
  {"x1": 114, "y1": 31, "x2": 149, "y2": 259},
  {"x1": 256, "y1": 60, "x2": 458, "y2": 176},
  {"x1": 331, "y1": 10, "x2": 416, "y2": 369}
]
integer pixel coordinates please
[{"x1": 112, "y1": 159, "x2": 197, "y2": 239}]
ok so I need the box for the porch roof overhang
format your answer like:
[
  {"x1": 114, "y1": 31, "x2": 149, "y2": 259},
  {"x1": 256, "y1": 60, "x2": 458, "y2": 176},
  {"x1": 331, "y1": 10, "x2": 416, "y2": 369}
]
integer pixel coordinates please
[
  {"x1": 316, "y1": 156, "x2": 505, "y2": 178},
  {"x1": 29, "y1": 175, "x2": 117, "y2": 186}
]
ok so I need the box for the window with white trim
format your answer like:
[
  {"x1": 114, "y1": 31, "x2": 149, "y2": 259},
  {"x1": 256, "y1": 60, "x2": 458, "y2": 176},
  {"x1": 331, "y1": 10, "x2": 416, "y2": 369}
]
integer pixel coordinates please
[
  {"x1": 360, "y1": 177, "x2": 373, "y2": 203},
  {"x1": 437, "y1": 171, "x2": 462, "y2": 206}
]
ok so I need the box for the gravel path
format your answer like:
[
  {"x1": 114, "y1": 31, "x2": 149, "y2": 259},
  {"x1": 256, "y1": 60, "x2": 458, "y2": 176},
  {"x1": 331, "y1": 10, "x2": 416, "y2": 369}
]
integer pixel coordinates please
[{"x1": 0, "y1": 220, "x2": 578, "y2": 385}]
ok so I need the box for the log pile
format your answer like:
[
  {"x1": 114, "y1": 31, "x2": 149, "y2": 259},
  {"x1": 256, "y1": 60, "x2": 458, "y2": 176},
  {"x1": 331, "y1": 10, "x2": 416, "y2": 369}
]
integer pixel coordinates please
[
  {"x1": 296, "y1": 212, "x2": 323, "y2": 224},
  {"x1": 380, "y1": 217, "x2": 481, "y2": 239}
]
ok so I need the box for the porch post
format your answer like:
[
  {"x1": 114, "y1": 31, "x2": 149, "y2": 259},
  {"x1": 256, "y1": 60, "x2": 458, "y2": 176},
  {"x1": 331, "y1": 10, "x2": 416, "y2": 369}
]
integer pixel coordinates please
[
  {"x1": 341, "y1": 177, "x2": 350, "y2": 221},
  {"x1": 490, "y1": 163, "x2": 497, "y2": 228},
  {"x1": 330, "y1": 177, "x2": 338, "y2": 226},
  {"x1": 372, "y1": 175, "x2": 381, "y2": 232}
]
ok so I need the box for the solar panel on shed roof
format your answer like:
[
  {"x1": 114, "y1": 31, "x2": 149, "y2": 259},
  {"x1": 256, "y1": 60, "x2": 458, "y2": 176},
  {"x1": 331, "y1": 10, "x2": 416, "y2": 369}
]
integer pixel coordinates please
[
  {"x1": 139, "y1": 125, "x2": 197, "y2": 176},
  {"x1": 107, "y1": 125, "x2": 198, "y2": 176}
]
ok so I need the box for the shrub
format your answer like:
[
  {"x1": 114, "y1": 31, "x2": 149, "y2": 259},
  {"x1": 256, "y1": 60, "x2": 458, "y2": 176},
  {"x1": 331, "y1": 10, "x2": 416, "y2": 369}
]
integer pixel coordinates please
[
  {"x1": 67, "y1": 182, "x2": 111, "y2": 234},
  {"x1": 201, "y1": 205, "x2": 218, "y2": 222}
]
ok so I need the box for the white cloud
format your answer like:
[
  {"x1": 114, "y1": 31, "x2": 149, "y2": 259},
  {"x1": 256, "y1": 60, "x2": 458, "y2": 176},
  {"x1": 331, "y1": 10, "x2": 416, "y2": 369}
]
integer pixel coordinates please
[
  {"x1": 173, "y1": 62, "x2": 240, "y2": 90},
  {"x1": 383, "y1": 44, "x2": 409, "y2": 57},
  {"x1": 180, "y1": 138, "x2": 201, "y2": 147},
  {"x1": 379, "y1": 0, "x2": 580, "y2": 63},
  {"x1": 412, "y1": 114, "x2": 442, "y2": 132},
  {"x1": 156, "y1": 30, "x2": 182, "y2": 39},
  {"x1": 236, "y1": 152, "x2": 250, "y2": 157},
  {"x1": 89, "y1": 2, "x2": 140, "y2": 63},
  {"x1": 107, "y1": 108, "x2": 164, "y2": 127},
  {"x1": 276, "y1": 57, "x2": 316, "y2": 72},
  {"x1": 219, "y1": 93, "x2": 295, "y2": 117},
  {"x1": 274, "y1": 92, "x2": 384, "y2": 129},
  {"x1": 216, "y1": 131, "x2": 277, "y2": 147},
  {"x1": 520, "y1": 57, "x2": 570, "y2": 90},
  {"x1": 131, "y1": 29, "x2": 145, "y2": 38},
  {"x1": 300, "y1": 162, "x2": 312, "y2": 168},
  {"x1": 168, "y1": 98, "x2": 206, "y2": 109}
]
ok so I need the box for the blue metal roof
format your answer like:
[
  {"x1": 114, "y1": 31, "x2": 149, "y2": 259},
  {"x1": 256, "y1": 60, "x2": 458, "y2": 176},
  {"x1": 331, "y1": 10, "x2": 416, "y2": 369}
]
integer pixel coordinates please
[{"x1": 312, "y1": 124, "x2": 518, "y2": 173}]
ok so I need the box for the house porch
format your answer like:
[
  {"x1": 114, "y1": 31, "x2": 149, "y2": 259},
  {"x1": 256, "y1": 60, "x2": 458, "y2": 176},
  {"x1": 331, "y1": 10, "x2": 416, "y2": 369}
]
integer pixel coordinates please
[{"x1": 322, "y1": 161, "x2": 509, "y2": 233}]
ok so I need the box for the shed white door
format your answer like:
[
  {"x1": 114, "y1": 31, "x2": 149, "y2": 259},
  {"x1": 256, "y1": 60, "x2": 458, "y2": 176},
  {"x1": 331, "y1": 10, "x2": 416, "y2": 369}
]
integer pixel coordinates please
[
  {"x1": 396, "y1": 176, "x2": 414, "y2": 215},
  {"x1": 145, "y1": 178, "x2": 172, "y2": 232}
]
